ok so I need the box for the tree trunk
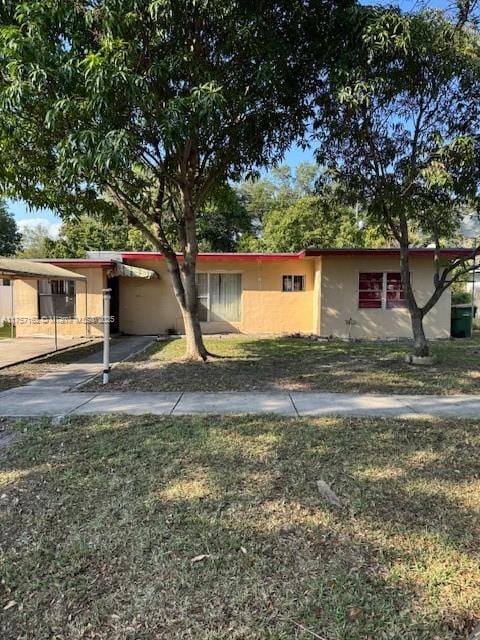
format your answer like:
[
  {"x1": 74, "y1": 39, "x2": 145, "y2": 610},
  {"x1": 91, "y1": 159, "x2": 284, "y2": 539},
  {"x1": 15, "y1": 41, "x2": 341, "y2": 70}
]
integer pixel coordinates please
[
  {"x1": 165, "y1": 253, "x2": 209, "y2": 361},
  {"x1": 399, "y1": 240, "x2": 431, "y2": 357},
  {"x1": 181, "y1": 304, "x2": 209, "y2": 361},
  {"x1": 410, "y1": 309, "x2": 430, "y2": 357}
]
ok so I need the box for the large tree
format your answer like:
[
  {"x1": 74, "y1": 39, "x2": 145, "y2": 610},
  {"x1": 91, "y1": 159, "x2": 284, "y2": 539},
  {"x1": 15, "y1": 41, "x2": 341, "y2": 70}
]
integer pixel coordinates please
[
  {"x1": 46, "y1": 215, "x2": 153, "y2": 258},
  {"x1": 259, "y1": 195, "x2": 386, "y2": 252},
  {"x1": 16, "y1": 223, "x2": 53, "y2": 259},
  {"x1": 237, "y1": 164, "x2": 387, "y2": 251},
  {"x1": 0, "y1": 0, "x2": 350, "y2": 359},
  {"x1": 0, "y1": 200, "x2": 21, "y2": 256},
  {"x1": 314, "y1": 6, "x2": 480, "y2": 357}
]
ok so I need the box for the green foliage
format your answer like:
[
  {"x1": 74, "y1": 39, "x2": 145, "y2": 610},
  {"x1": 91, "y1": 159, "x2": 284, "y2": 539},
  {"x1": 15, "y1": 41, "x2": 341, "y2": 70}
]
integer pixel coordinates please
[
  {"x1": 237, "y1": 163, "x2": 321, "y2": 224},
  {"x1": 0, "y1": 200, "x2": 21, "y2": 256},
  {"x1": 0, "y1": 1, "x2": 346, "y2": 244},
  {"x1": 46, "y1": 215, "x2": 153, "y2": 258},
  {"x1": 259, "y1": 196, "x2": 384, "y2": 252},
  {"x1": 452, "y1": 289, "x2": 473, "y2": 304},
  {"x1": 16, "y1": 223, "x2": 53, "y2": 258},
  {"x1": 236, "y1": 164, "x2": 388, "y2": 252},
  {"x1": 315, "y1": 7, "x2": 480, "y2": 245},
  {"x1": 196, "y1": 184, "x2": 253, "y2": 252}
]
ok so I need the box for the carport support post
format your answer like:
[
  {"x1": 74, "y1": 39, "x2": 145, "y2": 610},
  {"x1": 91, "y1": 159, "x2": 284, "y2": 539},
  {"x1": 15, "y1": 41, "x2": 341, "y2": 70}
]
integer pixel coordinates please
[
  {"x1": 52, "y1": 284, "x2": 58, "y2": 351},
  {"x1": 10, "y1": 280, "x2": 14, "y2": 338},
  {"x1": 472, "y1": 237, "x2": 477, "y2": 327},
  {"x1": 102, "y1": 288, "x2": 112, "y2": 385}
]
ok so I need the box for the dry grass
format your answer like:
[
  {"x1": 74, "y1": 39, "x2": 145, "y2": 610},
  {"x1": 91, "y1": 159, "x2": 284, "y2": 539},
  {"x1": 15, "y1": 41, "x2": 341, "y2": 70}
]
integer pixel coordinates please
[
  {"x1": 1, "y1": 415, "x2": 479, "y2": 639},
  {"x1": 84, "y1": 333, "x2": 480, "y2": 395}
]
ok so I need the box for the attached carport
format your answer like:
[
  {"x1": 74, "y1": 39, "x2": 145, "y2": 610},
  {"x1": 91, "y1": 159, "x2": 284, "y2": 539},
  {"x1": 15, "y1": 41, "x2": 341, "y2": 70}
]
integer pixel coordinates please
[{"x1": 0, "y1": 259, "x2": 87, "y2": 360}]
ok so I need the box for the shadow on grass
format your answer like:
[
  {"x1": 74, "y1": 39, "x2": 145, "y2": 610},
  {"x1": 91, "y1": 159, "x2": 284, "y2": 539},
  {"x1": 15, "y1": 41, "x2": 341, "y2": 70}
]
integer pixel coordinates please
[
  {"x1": 96, "y1": 334, "x2": 480, "y2": 394},
  {"x1": 1, "y1": 415, "x2": 479, "y2": 639}
]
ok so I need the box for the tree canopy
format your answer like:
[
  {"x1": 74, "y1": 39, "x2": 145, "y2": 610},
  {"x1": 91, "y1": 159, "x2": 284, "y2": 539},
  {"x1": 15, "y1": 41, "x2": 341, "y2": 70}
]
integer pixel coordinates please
[
  {"x1": 237, "y1": 164, "x2": 388, "y2": 251},
  {"x1": 16, "y1": 223, "x2": 54, "y2": 259},
  {"x1": 0, "y1": 0, "x2": 352, "y2": 359},
  {"x1": 45, "y1": 216, "x2": 152, "y2": 258},
  {"x1": 0, "y1": 201, "x2": 21, "y2": 256}
]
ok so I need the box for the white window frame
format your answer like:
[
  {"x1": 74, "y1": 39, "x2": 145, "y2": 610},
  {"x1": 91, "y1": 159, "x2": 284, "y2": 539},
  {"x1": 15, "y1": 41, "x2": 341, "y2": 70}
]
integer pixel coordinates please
[
  {"x1": 196, "y1": 272, "x2": 242, "y2": 322},
  {"x1": 282, "y1": 274, "x2": 306, "y2": 292},
  {"x1": 357, "y1": 270, "x2": 408, "y2": 311}
]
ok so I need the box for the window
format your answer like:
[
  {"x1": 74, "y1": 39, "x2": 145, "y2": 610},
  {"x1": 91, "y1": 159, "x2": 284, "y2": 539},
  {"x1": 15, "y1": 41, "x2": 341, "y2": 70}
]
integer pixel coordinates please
[
  {"x1": 358, "y1": 272, "x2": 406, "y2": 310},
  {"x1": 196, "y1": 273, "x2": 242, "y2": 322},
  {"x1": 2, "y1": 278, "x2": 11, "y2": 287},
  {"x1": 282, "y1": 275, "x2": 305, "y2": 292},
  {"x1": 38, "y1": 279, "x2": 76, "y2": 318},
  {"x1": 386, "y1": 272, "x2": 406, "y2": 308}
]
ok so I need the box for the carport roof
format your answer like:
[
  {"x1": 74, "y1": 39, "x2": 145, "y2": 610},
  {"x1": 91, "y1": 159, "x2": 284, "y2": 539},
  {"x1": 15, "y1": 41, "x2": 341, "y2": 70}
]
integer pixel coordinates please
[{"x1": 0, "y1": 258, "x2": 87, "y2": 280}]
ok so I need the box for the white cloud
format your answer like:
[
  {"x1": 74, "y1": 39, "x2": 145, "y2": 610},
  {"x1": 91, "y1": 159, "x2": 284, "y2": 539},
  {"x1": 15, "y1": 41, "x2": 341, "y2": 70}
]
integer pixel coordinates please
[{"x1": 17, "y1": 218, "x2": 62, "y2": 240}]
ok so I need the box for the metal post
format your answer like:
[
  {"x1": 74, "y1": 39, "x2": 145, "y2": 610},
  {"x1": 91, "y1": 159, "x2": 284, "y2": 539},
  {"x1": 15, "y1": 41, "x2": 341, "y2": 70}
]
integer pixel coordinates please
[
  {"x1": 10, "y1": 279, "x2": 14, "y2": 339},
  {"x1": 52, "y1": 284, "x2": 58, "y2": 351},
  {"x1": 102, "y1": 288, "x2": 112, "y2": 385},
  {"x1": 85, "y1": 280, "x2": 88, "y2": 339},
  {"x1": 472, "y1": 237, "x2": 477, "y2": 331}
]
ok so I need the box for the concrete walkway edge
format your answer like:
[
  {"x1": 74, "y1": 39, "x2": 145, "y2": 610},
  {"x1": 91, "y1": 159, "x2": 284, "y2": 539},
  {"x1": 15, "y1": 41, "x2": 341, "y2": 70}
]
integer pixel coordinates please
[{"x1": 1, "y1": 389, "x2": 480, "y2": 418}]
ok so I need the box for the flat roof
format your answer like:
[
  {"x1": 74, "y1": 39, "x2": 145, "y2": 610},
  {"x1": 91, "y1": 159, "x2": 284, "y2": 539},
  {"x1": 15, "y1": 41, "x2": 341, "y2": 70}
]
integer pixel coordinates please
[
  {"x1": 33, "y1": 258, "x2": 114, "y2": 267},
  {"x1": 28, "y1": 247, "x2": 476, "y2": 267}
]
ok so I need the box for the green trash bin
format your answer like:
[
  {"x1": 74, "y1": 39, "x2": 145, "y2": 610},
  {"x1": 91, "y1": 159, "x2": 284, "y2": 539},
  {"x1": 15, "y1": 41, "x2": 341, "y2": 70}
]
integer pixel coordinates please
[{"x1": 451, "y1": 304, "x2": 477, "y2": 338}]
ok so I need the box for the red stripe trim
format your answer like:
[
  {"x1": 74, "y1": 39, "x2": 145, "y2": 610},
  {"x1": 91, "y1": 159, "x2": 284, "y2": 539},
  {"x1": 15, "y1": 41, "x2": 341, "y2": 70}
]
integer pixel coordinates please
[
  {"x1": 303, "y1": 248, "x2": 474, "y2": 258},
  {"x1": 121, "y1": 252, "x2": 300, "y2": 261}
]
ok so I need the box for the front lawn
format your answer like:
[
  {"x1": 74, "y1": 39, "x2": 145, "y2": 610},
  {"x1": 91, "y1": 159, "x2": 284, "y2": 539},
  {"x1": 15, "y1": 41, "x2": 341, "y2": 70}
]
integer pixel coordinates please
[
  {"x1": 85, "y1": 333, "x2": 480, "y2": 395},
  {"x1": 1, "y1": 415, "x2": 479, "y2": 639}
]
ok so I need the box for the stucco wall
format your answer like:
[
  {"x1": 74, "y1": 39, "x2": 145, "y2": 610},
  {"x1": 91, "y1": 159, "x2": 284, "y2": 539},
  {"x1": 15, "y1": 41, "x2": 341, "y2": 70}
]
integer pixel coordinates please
[
  {"x1": 319, "y1": 255, "x2": 451, "y2": 339},
  {"x1": 11, "y1": 255, "x2": 452, "y2": 340},
  {"x1": 14, "y1": 267, "x2": 106, "y2": 338},
  {"x1": 119, "y1": 257, "x2": 315, "y2": 335}
]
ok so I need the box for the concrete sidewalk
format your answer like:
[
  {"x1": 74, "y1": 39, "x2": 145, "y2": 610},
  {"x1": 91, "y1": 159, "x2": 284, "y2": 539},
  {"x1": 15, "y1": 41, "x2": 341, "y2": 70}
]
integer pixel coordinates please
[{"x1": 1, "y1": 388, "x2": 480, "y2": 418}]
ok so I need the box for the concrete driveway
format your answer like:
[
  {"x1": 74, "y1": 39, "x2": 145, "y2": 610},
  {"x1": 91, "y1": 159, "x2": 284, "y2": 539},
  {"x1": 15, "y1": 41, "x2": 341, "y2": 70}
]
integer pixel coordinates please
[{"x1": 0, "y1": 336, "x2": 90, "y2": 368}]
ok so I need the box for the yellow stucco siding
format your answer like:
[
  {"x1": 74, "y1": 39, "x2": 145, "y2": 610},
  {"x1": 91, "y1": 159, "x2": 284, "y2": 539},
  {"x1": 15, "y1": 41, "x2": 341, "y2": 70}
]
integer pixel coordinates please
[
  {"x1": 11, "y1": 254, "x2": 452, "y2": 340},
  {"x1": 119, "y1": 258, "x2": 315, "y2": 335},
  {"x1": 319, "y1": 255, "x2": 451, "y2": 339},
  {"x1": 14, "y1": 267, "x2": 106, "y2": 338}
]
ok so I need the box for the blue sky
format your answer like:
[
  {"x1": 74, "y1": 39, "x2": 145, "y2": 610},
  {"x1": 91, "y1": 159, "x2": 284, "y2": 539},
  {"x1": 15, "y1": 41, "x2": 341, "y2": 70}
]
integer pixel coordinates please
[{"x1": 7, "y1": 0, "x2": 450, "y2": 235}]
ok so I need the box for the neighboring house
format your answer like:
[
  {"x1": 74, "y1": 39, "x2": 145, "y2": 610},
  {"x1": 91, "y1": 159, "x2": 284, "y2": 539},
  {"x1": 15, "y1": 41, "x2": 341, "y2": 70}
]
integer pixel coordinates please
[
  {"x1": 0, "y1": 277, "x2": 13, "y2": 324},
  {"x1": 12, "y1": 248, "x2": 472, "y2": 341}
]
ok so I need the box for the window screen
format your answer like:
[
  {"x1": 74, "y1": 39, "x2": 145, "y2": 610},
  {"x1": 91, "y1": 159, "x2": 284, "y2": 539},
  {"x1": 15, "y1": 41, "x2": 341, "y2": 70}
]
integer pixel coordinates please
[
  {"x1": 282, "y1": 275, "x2": 305, "y2": 292},
  {"x1": 38, "y1": 279, "x2": 76, "y2": 318}
]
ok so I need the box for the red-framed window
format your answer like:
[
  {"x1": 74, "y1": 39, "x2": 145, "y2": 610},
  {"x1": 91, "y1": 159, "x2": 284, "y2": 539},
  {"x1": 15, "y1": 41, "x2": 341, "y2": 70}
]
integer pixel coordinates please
[
  {"x1": 358, "y1": 272, "x2": 406, "y2": 309},
  {"x1": 358, "y1": 272, "x2": 383, "y2": 308}
]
